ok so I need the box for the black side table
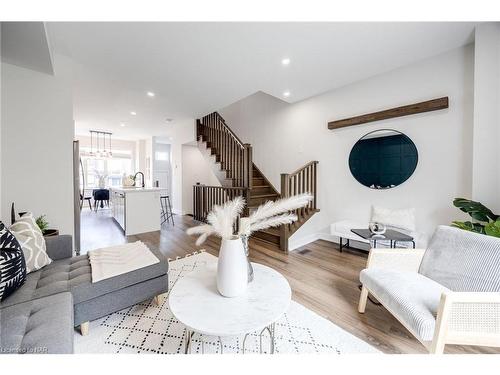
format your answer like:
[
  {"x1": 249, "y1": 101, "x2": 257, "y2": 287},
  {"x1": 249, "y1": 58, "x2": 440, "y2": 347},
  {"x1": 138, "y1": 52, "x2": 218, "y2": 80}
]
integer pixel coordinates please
[{"x1": 351, "y1": 228, "x2": 415, "y2": 249}]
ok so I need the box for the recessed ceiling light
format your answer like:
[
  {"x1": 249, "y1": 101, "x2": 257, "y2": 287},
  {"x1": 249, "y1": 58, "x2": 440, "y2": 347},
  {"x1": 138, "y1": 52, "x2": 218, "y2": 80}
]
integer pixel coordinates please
[
  {"x1": 281, "y1": 58, "x2": 291, "y2": 66},
  {"x1": 283, "y1": 91, "x2": 291, "y2": 98},
  {"x1": 120, "y1": 123, "x2": 126, "y2": 127},
  {"x1": 147, "y1": 91, "x2": 155, "y2": 97},
  {"x1": 130, "y1": 111, "x2": 137, "y2": 115}
]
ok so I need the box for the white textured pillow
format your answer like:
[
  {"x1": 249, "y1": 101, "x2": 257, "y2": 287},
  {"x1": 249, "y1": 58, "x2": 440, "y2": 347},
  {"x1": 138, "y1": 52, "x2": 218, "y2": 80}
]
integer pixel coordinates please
[
  {"x1": 10, "y1": 213, "x2": 52, "y2": 273},
  {"x1": 371, "y1": 206, "x2": 416, "y2": 232}
]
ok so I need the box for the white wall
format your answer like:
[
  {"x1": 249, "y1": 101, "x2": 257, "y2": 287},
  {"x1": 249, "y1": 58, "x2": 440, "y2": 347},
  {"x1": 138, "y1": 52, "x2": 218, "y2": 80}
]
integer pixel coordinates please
[
  {"x1": 0, "y1": 24, "x2": 2, "y2": 219},
  {"x1": 169, "y1": 120, "x2": 196, "y2": 215},
  {"x1": 220, "y1": 45, "x2": 475, "y2": 248},
  {"x1": 1, "y1": 54, "x2": 75, "y2": 235},
  {"x1": 136, "y1": 139, "x2": 146, "y2": 174},
  {"x1": 472, "y1": 23, "x2": 500, "y2": 212},
  {"x1": 181, "y1": 145, "x2": 221, "y2": 215}
]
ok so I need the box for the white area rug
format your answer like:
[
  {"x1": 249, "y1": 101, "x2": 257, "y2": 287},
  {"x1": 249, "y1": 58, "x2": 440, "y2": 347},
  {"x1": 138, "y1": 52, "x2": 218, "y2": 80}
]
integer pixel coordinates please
[{"x1": 75, "y1": 252, "x2": 379, "y2": 354}]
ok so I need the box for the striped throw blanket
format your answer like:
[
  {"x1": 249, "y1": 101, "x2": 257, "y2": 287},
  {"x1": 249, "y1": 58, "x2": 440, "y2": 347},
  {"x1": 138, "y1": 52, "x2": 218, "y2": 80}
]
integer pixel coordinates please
[{"x1": 88, "y1": 241, "x2": 159, "y2": 283}]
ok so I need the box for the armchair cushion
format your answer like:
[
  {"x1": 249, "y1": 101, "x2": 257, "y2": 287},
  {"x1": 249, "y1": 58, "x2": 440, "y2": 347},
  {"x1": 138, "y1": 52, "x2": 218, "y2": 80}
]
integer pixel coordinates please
[
  {"x1": 360, "y1": 268, "x2": 450, "y2": 341},
  {"x1": 419, "y1": 226, "x2": 500, "y2": 292}
]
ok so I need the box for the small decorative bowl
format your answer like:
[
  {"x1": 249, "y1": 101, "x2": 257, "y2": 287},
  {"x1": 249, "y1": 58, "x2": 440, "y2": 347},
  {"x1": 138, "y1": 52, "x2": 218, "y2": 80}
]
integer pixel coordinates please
[{"x1": 369, "y1": 222, "x2": 387, "y2": 235}]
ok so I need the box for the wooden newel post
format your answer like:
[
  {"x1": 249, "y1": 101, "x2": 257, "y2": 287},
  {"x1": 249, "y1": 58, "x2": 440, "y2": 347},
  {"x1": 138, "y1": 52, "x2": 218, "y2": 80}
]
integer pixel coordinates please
[
  {"x1": 280, "y1": 173, "x2": 290, "y2": 198},
  {"x1": 280, "y1": 173, "x2": 290, "y2": 252},
  {"x1": 195, "y1": 119, "x2": 202, "y2": 141},
  {"x1": 244, "y1": 188, "x2": 250, "y2": 217},
  {"x1": 243, "y1": 143, "x2": 252, "y2": 189}
]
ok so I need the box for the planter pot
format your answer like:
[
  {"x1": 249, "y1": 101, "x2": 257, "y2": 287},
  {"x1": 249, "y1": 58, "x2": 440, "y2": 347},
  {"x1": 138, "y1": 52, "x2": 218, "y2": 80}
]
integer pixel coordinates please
[
  {"x1": 217, "y1": 236, "x2": 248, "y2": 297},
  {"x1": 43, "y1": 229, "x2": 59, "y2": 237}
]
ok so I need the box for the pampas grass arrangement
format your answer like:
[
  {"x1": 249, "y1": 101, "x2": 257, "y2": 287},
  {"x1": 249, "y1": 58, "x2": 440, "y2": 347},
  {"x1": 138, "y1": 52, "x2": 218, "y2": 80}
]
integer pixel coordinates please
[
  {"x1": 186, "y1": 193, "x2": 313, "y2": 245},
  {"x1": 238, "y1": 193, "x2": 312, "y2": 237},
  {"x1": 186, "y1": 196, "x2": 245, "y2": 245}
]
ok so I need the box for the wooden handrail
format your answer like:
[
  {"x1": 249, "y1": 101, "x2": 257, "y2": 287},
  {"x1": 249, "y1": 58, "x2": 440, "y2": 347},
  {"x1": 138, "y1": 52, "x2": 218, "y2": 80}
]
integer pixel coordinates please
[
  {"x1": 288, "y1": 160, "x2": 319, "y2": 177},
  {"x1": 197, "y1": 112, "x2": 252, "y2": 188},
  {"x1": 214, "y1": 112, "x2": 246, "y2": 147}
]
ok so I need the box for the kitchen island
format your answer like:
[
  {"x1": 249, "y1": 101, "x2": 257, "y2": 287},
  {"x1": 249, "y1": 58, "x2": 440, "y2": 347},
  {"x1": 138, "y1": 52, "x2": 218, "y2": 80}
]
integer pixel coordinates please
[{"x1": 109, "y1": 187, "x2": 162, "y2": 235}]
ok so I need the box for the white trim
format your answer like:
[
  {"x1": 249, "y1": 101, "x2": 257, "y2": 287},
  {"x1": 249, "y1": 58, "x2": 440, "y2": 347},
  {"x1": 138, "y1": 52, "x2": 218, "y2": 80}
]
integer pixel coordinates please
[
  {"x1": 288, "y1": 233, "x2": 321, "y2": 251},
  {"x1": 288, "y1": 232, "x2": 369, "y2": 251}
]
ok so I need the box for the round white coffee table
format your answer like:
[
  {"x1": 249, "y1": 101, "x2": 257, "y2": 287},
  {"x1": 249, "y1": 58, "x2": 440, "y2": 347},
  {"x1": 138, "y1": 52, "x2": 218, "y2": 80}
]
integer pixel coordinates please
[{"x1": 169, "y1": 262, "x2": 291, "y2": 354}]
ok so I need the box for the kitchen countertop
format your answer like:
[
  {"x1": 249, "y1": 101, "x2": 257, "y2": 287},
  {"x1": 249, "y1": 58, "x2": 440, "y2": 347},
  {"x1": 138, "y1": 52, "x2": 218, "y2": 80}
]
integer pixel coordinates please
[{"x1": 109, "y1": 186, "x2": 163, "y2": 193}]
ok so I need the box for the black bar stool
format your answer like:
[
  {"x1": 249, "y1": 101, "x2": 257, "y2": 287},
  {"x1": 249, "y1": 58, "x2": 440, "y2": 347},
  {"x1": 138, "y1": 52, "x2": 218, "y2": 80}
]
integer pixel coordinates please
[
  {"x1": 93, "y1": 189, "x2": 110, "y2": 211},
  {"x1": 160, "y1": 195, "x2": 174, "y2": 226}
]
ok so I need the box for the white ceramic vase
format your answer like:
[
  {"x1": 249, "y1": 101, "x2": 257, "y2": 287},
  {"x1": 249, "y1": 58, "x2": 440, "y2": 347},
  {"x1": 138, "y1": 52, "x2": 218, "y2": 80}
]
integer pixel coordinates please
[{"x1": 217, "y1": 236, "x2": 248, "y2": 297}]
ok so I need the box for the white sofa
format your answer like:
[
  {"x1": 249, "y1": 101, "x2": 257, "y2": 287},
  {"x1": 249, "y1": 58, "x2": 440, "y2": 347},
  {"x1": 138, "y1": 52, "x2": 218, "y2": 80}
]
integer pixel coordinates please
[{"x1": 358, "y1": 225, "x2": 500, "y2": 353}]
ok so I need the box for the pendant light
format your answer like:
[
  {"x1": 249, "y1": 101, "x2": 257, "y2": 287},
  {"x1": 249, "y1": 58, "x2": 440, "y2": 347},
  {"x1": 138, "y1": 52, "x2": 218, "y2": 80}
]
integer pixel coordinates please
[{"x1": 89, "y1": 130, "x2": 113, "y2": 158}]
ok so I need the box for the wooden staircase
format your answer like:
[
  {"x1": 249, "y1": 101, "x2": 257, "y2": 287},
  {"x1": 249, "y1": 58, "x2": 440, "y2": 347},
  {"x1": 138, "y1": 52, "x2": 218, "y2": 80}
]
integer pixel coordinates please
[{"x1": 193, "y1": 112, "x2": 319, "y2": 251}]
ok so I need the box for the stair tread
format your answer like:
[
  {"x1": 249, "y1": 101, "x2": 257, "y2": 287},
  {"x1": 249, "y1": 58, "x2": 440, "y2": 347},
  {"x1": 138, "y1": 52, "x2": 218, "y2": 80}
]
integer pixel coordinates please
[
  {"x1": 257, "y1": 227, "x2": 280, "y2": 236},
  {"x1": 250, "y1": 236, "x2": 280, "y2": 248},
  {"x1": 250, "y1": 193, "x2": 279, "y2": 198}
]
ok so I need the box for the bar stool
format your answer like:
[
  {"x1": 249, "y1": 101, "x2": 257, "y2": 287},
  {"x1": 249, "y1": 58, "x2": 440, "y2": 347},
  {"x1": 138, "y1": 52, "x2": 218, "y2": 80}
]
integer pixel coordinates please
[{"x1": 160, "y1": 195, "x2": 174, "y2": 226}]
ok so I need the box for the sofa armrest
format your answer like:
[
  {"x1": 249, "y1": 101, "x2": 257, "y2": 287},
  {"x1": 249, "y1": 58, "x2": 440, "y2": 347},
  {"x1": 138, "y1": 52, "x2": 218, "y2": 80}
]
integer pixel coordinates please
[
  {"x1": 432, "y1": 292, "x2": 500, "y2": 350},
  {"x1": 366, "y1": 248, "x2": 426, "y2": 273},
  {"x1": 45, "y1": 235, "x2": 74, "y2": 260}
]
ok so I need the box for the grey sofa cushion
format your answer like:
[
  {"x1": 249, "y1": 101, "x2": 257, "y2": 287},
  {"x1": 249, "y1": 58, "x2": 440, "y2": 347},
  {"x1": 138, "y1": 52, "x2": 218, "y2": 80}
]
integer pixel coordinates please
[
  {"x1": 45, "y1": 235, "x2": 73, "y2": 261},
  {"x1": 0, "y1": 247, "x2": 168, "y2": 309},
  {"x1": 360, "y1": 268, "x2": 450, "y2": 341},
  {"x1": 419, "y1": 225, "x2": 500, "y2": 292},
  {"x1": 0, "y1": 292, "x2": 74, "y2": 354}
]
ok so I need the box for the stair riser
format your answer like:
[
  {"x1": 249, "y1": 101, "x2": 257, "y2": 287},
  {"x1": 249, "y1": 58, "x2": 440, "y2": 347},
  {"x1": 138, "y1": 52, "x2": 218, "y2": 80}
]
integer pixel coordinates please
[
  {"x1": 250, "y1": 186, "x2": 275, "y2": 196},
  {"x1": 252, "y1": 231, "x2": 280, "y2": 245},
  {"x1": 249, "y1": 196, "x2": 279, "y2": 206},
  {"x1": 252, "y1": 178, "x2": 267, "y2": 186}
]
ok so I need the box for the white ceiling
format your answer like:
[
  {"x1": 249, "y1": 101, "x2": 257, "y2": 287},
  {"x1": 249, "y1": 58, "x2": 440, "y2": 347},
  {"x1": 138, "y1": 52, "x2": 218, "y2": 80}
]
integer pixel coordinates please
[{"x1": 47, "y1": 22, "x2": 477, "y2": 140}]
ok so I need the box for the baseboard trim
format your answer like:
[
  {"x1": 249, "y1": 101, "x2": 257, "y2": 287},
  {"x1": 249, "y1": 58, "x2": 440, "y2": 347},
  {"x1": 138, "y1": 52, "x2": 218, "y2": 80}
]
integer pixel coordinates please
[
  {"x1": 288, "y1": 232, "x2": 368, "y2": 252},
  {"x1": 288, "y1": 233, "x2": 323, "y2": 251}
]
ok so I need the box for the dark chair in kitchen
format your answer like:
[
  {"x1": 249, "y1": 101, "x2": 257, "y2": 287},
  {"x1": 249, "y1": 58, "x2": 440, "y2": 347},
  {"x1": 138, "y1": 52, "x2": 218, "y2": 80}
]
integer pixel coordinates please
[
  {"x1": 92, "y1": 189, "x2": 109, "y2": 211},
  {"x1": 80, "y1": 193, "x2": 92, "y2": 210},
  {"x1": 160, "y1": 195, "x2": 174, "y2": 226}
]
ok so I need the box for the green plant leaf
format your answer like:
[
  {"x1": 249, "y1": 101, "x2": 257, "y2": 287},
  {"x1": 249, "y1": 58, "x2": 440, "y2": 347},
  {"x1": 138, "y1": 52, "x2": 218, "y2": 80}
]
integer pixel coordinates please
[
  {"x1": 35, "y1": 215, "x2": 49, "y2": 232},
  {"x1": 484, "y1": 219, "x2": 500, "y2": 238},
  {"x1": 453, "y1": 198, "x2": 498, "y2": 222},
  {"x1": 451, "y1": 220, "x2": 485, "y2": 234}
]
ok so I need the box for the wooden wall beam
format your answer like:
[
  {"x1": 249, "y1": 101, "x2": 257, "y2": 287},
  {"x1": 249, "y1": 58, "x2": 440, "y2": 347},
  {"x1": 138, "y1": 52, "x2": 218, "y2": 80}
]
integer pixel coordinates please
[{"x1": 328, "y1": 97, "x2": 449, "y2": 130}]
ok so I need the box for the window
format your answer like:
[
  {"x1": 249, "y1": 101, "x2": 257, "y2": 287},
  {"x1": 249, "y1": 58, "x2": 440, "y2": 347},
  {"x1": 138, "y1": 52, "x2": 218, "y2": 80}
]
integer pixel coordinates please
[
  {"x1": 82, "y1": 157, "x2": 133, "y2": 188},
  {"x1": 155, "y1": 151, "x2": 169, "y2": 161}
]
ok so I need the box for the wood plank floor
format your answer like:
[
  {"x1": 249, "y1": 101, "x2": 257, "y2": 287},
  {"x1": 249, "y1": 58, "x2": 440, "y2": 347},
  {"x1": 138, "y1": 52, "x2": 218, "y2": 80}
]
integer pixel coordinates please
[{"x1": 81, "y1": 209, "x2": 499, "y2": 354}]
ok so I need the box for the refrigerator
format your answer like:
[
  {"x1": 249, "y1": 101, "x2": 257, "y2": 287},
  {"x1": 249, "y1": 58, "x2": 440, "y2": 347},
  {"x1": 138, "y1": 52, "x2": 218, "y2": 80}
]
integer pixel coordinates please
[{"x1": 73, "y1": 140, "x2": 81, "y2": 255}]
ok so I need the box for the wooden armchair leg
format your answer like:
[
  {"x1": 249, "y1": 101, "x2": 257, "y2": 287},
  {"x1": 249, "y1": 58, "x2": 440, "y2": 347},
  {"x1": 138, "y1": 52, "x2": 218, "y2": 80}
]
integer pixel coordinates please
[
  {"x1": 358, "y1": 286, "x2": 369, "y2": 313},
  {"x1": 429, "y1": 292, "x2": 450, "y2": 354},
  {"x1": 80, "y1": 321, "x2": 90, "y2": 336},
  {"x1": 429, "y1": 339, "x2": 445, "y2": 354}
]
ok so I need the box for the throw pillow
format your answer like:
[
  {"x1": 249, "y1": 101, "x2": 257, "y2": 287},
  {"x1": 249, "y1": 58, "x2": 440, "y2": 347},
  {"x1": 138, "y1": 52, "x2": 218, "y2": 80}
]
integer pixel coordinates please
[
  {"x1": 0, "y1": 221, "x2": 27, "y2": 301},
  {"x1": 371, "y1": 206, "x2": 416, "y2": 232},
  {"x1": 9, "y1": 213, "x2": 52, "y2": 273}
]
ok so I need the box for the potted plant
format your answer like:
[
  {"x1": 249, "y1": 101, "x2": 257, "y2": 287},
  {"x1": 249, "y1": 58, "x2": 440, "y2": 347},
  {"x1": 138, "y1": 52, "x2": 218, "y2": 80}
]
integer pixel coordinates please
[
  {"x1": 36, "y1": 215, "x2": 59, "y2": 237},
  {"x1": 451, "y1": 198, "x2": 500, "y2": 237}
]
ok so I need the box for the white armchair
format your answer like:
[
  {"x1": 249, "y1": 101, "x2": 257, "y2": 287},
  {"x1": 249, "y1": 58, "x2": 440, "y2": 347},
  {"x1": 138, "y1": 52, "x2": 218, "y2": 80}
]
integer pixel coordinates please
[{"x1": 358, "y1": 226, "x2": 500, "y2": 354}]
